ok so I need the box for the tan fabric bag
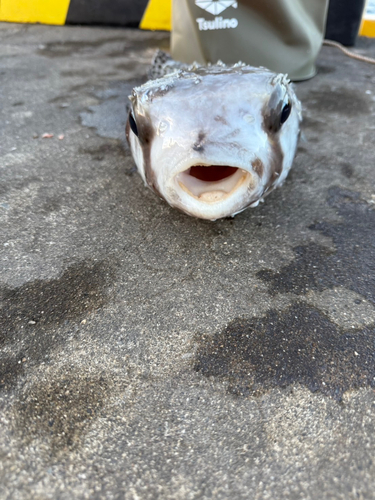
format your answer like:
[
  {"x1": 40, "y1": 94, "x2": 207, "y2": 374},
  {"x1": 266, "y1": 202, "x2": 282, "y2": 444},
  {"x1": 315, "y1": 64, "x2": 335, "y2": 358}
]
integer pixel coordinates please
[{"x1": 171, "y1": 0, "x2": 329, "y2": 80}]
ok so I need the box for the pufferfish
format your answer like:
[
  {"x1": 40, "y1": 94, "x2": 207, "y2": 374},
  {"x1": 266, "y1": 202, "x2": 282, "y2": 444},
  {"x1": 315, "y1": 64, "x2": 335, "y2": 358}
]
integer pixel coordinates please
[{"x1": 126, "y1": 51, "x2": 302, "y2": 220}]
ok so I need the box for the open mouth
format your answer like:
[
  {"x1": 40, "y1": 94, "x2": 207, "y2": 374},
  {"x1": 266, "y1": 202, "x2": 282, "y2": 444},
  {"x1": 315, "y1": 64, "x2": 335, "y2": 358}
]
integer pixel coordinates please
[{"x1": 176, "y1": 165, "x2": 250, "y2": 203}]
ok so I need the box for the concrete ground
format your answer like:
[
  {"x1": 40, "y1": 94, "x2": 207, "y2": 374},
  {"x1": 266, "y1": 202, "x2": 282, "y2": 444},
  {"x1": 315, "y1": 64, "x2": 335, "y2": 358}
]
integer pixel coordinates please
[{"x1": 1, "y1": 23, "x2": 375, "y2": 499}]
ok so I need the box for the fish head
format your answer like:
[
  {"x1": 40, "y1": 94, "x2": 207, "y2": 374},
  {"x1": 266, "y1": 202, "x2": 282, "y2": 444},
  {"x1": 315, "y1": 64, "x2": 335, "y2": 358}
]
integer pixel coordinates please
[{"x1": 127, "y1": 65, "x2": 302, "y2": 220}]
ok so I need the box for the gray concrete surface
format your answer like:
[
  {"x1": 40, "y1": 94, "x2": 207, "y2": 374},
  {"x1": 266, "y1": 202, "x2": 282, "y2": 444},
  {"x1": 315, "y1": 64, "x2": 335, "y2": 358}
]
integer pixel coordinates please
[{"x1": 1, "y1": 23, "x2": 375, "y2": 499}]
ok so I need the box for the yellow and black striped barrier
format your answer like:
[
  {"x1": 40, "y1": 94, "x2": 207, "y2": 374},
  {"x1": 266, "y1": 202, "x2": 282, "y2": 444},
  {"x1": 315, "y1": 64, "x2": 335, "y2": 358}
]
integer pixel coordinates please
[
  {"x1": 0, "y1": 0, "x2": 152, "y2": 27},
  {"x1": 139, "y1": 0, "x2": 171, "y2": 30},
  {"x1": 0, "y1": 0, "x2": 71, "y2": 25},
  {"x1": 0, "y1": 0, "x2": 373, "y2": 37},
  {"x1": 361, "y1": 16, "x2": 375, "y2": 37}
]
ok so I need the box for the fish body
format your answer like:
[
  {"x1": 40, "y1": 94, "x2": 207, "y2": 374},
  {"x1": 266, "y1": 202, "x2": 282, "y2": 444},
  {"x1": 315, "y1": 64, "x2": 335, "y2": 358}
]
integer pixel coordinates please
[{"x1": 127, "y1": 53, "x2": 302, "y2": 220}]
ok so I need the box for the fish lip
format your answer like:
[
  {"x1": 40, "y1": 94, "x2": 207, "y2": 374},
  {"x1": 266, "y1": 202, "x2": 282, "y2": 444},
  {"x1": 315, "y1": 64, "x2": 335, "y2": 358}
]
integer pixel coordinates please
[{"x1": 174, "y1": 163, "x2": 253, "y2": 204}]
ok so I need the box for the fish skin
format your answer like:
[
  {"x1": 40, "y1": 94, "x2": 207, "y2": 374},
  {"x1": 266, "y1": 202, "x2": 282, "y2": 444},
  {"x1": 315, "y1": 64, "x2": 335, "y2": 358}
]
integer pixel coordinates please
[{"x1": 127, "y1": 53, "x2": 302, "y2": 220}]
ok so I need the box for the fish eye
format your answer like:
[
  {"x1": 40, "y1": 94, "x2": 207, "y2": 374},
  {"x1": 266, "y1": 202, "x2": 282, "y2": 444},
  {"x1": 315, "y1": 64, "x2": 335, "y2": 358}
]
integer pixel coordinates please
[
  {"x1": 280, "y1": 102, "x2": 292, "y2": 124},
  {"x1": 129, "y1": 111, "x2": 138, "y2": 137}
]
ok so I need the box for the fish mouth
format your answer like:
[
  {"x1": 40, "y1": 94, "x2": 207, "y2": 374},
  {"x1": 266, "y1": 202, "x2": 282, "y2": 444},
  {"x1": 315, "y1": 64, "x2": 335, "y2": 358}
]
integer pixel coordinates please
[{"x1": 176, "y1": 165, "x2": 250, "y2": 203}]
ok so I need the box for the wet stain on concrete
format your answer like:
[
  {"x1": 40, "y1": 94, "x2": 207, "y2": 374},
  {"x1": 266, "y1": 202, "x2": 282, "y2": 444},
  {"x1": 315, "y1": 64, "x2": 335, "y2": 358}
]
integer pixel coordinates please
[
  {"x1": 257, "y1": 188, "x2": 375, "y2": 304},
  {"x1": 68, "y1": 82, "x2": 96, "y2": 94},
  {"x1": 297, "y1": 145, "x2": 308, "y2": 154},
  {"x1": 15, "y1": 374, "x2": 110, "y2": 455},
  {"x1": 106, "y1": 37, "x2": 170, "y2": 58},
  {"x1": 258, "y1": 243, "x2": 334, "y2": 296},
  {"x1": 115, "y1": 61, "x2": 139, "y2": 72},
  {"x1": 79, "y1": 141, "x2": 129, "y2": 161},
  {"x1": 38, "y1": 38, "x2": 132, "y2": 58},
  {"x1": 301, "y1": 116, "x2": 327, "y2": 133},
  {"x1": 0, "y1": 260, "x2": 115, "y2": 389},
  {"x1": 316, "y1": 64, "x2": 335, "y2": 75},
  {"x1": 340, "y1": 162, "x2": 355, "y2": 179},
  {"x1": 41, "y1": 196, "x2": 62, "y2": 214},
  {"x1": 194, "y1": 303, "x2": 375, "y2": 401},
  {"x1": 305, "y1": 87, "x2": 371, "y2": 116},
  {"x1": 0, "y1": 175, "x2": 41, "y2": 197},
  {"x1": 79, "y1": 84, "x2": 135, "y2": 141},
  {"x1": 60, "y1": 69, "x2": 93, "y2": 78},
  {"x1": 38, "y1": 36, "x2": 169, "y2": 59}
]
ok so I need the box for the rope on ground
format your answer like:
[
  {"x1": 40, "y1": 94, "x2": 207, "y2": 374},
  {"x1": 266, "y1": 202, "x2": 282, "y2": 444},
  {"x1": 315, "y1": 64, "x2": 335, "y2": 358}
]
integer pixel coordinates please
[{"x1": 323, "y1": 39, "x2": 375, "y2": 65}]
